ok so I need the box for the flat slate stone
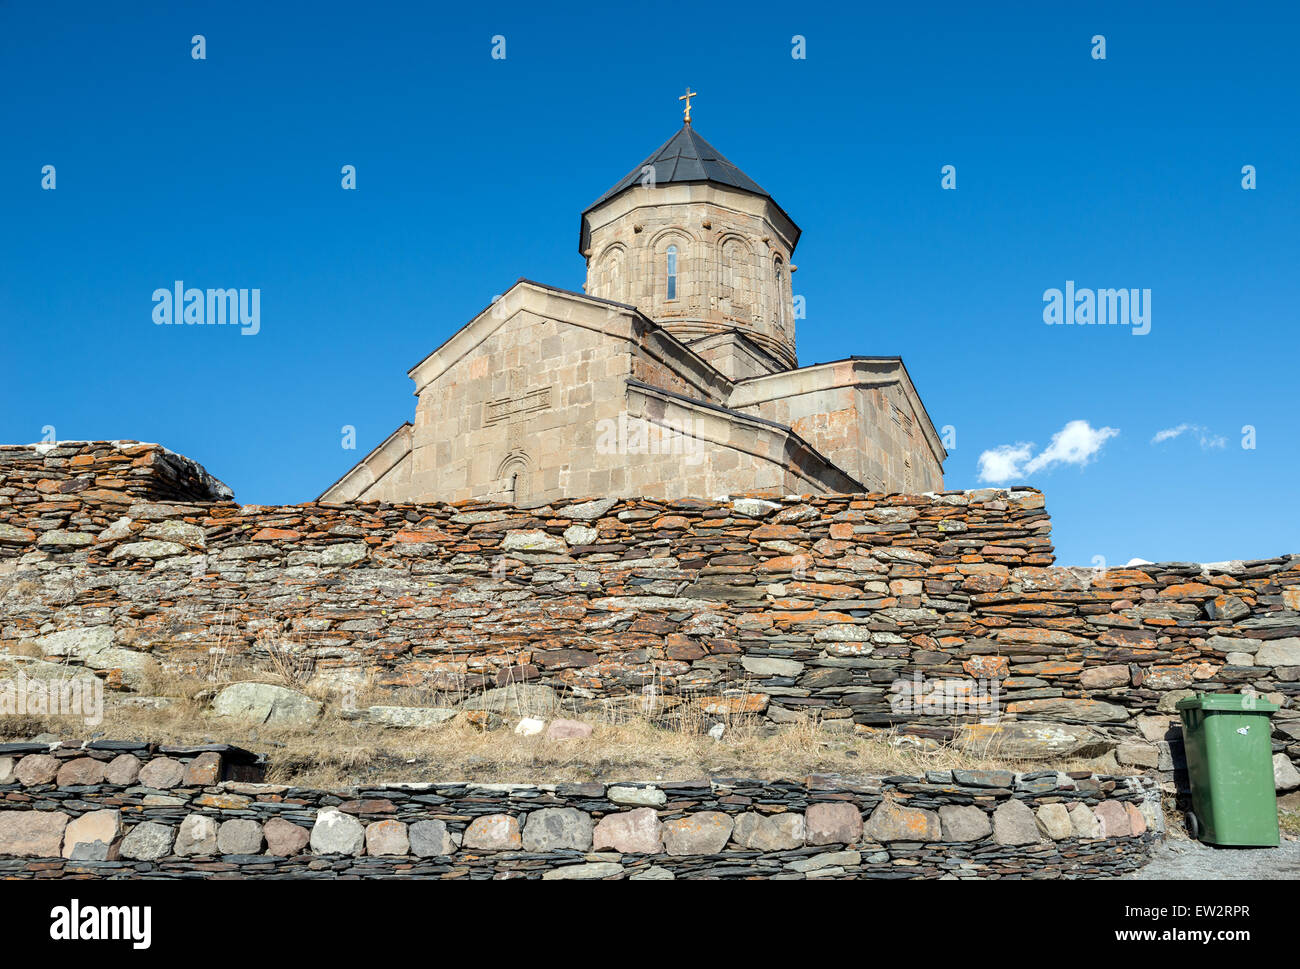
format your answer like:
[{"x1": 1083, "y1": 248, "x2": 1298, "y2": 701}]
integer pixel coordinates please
[
  {"x1": 541, "y1": 862, "x2": 623, "y2": 880},
  {"x1": 85, "y1": 740, "x2": 150, "y2": 753},
  {"x1": 0, "y1": 743, "x2": 51, "y2": 755},
  {"x1": 953, "y1": 770, "x2": 1016, "y2": 788},
  {"x1": 157, "y1": 744, "x2": 264, "y2": 765}
]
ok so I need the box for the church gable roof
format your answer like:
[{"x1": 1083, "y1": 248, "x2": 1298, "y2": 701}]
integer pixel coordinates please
[
  {"x1": 404, "y1": 278, "x2": 733, "y2": 402},
  {"x1": 584, "y1": 126, "x2": 770, "y2": 213}
]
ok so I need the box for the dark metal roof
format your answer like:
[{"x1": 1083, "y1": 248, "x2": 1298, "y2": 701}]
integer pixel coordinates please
[
  {"x1": 584, "y1": 125, "x2": 770, "y2": 213},
  {"x1": 578, "y1": 126, "x2": 801, "y2": 255}
]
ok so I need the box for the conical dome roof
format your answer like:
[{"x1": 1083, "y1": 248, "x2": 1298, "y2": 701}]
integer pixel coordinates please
[
  {"x1": 584, "y1": 125, "x2": 771, "y2": 212},
  {"x1": 579, "y1": 125, "x2": 798, "y2": 255}
]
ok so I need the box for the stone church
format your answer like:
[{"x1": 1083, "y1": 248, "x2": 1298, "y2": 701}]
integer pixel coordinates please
[{"x1": 322, "y1": 106, "x2": 945, "y2": 505}]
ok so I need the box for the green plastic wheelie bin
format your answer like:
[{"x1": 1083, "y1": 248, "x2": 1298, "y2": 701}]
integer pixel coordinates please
[{"x1": 1176, "y1": 692, "x2": 1279, "y2": 846}]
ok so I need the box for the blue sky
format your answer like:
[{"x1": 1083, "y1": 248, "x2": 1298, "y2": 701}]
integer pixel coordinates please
[{"x1": 1, "y1": 1, "x2": 1296, "y2": 566}]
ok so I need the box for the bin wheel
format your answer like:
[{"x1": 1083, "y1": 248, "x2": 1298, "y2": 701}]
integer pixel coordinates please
[{"x1": 1185, "y1": 811, "x2": 1200, "y2": 840}]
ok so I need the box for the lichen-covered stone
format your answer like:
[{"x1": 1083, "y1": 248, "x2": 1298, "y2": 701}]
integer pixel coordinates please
[
  {"x1": 865, "y1": 801, "x2": 940, "y2": 843},
  {"x1": 662, "y1": 811, "x2": 733, "y2": 855},
  {"x1": 502, "y1": 530, "x2": 567, "y2": 554},
  {"x1": 460, "y1": 685, "x2": 558, "y2": 717},
  {"x1": 174, "y1": 814, "x2": 219, "y2": 856},
  {"x1": 366, "y1": 706, "x2": 457, "y2": 729},
  {"x1": 732, "y1": 811, "x2": 806, "y2": 850},
  {"x1": 211, "y1": 682, "x2": 321, "y2": 725},
  {"x1": 463, "y1": 814, "x2": 522, "y2": 850},
  {"x1": 364, "y1": 820, "x2": 409, "y2": 856},
  {"x1": 522, "y1": 808, "x2": 593, "y2": 852},
  {"x1": 409, "y1": 819, "x2": 458, "y2": 857},
  {"x1": 310, "y1": 809, "x2": 366, "y2": 856},
  {"x1": 955, "y1": 721, "x2": 1113, "y2": 760},
  {"x1": 697, "y1": 694, "x2": 769, "y2": 716},
  {"x1": 541, "y1": 862, "x2": 624, "y2": 880},
  {"x1": 608, "y1": 785, "x2": 666, "y2": 807},
  {"x1": 318, "y1": 543, "x2": 368, "y2": 566},
  {"x1": 119, "y1": 821, "x2": 174, "y2": 860},
  {"x1": 183, "y1": 751, "x2": 223, "y2": 786}
]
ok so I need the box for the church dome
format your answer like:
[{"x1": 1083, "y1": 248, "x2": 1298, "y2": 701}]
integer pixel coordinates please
[{"x1": 579, "y1": 120, "x2": 803, "y2": 371}]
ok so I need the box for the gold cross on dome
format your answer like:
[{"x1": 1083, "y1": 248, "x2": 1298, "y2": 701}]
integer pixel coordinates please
[{"x1": 679, "y1": 87, "x2": 698, "y2": 124}]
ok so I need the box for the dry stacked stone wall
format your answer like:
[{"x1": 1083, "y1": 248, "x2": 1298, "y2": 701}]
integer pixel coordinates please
[
  {"x1": 0, "y1": 440, "x2": 231, "y2": 506},
  {"x1": 0, "y1": 741, "x2": 1161, "y2": 880},
  {"x1": 1, "y1": 442, "x2": 1297, "y2": 776}
]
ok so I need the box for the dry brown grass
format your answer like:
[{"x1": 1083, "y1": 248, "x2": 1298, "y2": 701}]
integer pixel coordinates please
[
  {"x1": 0, "y1": 634, "x2": 1126, "y2": 789},
  {"x1": 8, "y1": 640, "x2": 44, "y2": 660},
  {"x1": 0, "y1": 681, "x2": 1109, "y2": 789}
]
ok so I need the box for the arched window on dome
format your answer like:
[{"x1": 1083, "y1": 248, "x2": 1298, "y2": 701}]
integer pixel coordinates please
[
  {"x1": 666, "y1": 245, "x2": 678, "y2": 301},
  {"x1": 595, "y1": 246, "x2": 625, "y2": 301},
  {"x1": 774, "y1": 256, "x2": 787, "y2": 329}
]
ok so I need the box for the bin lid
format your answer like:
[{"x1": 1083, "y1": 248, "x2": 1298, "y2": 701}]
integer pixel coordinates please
[{"x1": 1175, "y1": 692, "x2": 1277, "y2": 713}]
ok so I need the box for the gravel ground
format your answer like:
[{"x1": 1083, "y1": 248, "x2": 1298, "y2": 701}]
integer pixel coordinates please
[{"x1": 1123, "y1": 836, "x2": 1300, "y2": 880}]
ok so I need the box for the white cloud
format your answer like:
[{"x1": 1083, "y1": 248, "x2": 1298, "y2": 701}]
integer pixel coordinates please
[
  {"x1": 976, "y1": 443, "x2": 1034, "y2": 484},
  {"x1": 1024, "y1": 420, "x2": 1120, "y2": 474},
  {"x1": 977, "y1": 420, "x2": 1119, "y2": 484},
  {"x1": 1151, "y1": 424, "x2": 1226, "y2": 449},
  {"x1": 1152, "y1": 423, "x2": 1193, "y2": 444}
]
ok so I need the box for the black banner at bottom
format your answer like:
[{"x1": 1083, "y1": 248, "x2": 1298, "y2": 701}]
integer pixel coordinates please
[{"x1": 0, "y1": 875, "x2": 1283, "y2": 957}]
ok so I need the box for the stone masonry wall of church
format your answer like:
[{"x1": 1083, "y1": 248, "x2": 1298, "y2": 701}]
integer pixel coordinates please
[
  {"x1": 629, "y1": 349, "x2": 705, "y2": 400},
  {"x1": 859, "y1": 383, "x2": 943, "y2": 494},
  {"x1": 2, "y1": 442, "x2": 1298, "y2": 780},
  {"x1": 736, "y1": 382, "x2": 864, "y2": 485},
  {"x1": 410, "y1": 308, "x2": 623, "y2": 501},
  {"x1": 733, "y1": 377, "x2": 943, "y2": 494},
  {"x1": 407, "y1": 307, "x2": 823, "y2": 502}
]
